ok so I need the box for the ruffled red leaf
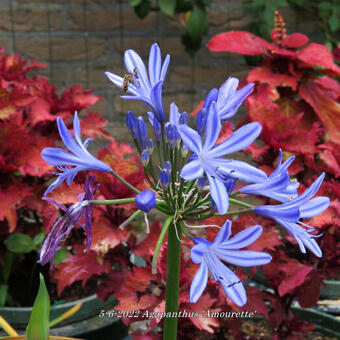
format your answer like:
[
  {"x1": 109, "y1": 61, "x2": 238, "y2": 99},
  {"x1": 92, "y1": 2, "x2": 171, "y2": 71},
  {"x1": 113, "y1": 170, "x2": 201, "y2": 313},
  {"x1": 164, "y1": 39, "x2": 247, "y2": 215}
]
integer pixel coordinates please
[
  {"x1": 207, "y1": 31, "x2": 272, "y2": 56},
  {"x1": 297, "y1": 271, "x2": 323, "y2": 308},
  {"x1": 282, "y1": 33, "x2": 309, "y2": 49}
]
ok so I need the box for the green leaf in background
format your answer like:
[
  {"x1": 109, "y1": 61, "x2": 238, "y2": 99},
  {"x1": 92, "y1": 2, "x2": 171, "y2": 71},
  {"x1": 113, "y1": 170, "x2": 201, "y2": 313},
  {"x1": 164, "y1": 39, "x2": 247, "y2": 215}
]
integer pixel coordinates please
[
  {"x1": 53, "y1": 248, "x2": 69, "y2": 266},
  {"x1": 159, "y1": 0, "x2": 176, "y2": 16},
  {"x1": 186, "y1": 7, "x2": 208, "y2": 41},
  {"x1": 0, "y1": 284, "x2": 8, "y2": 307},
  {"x1": 329, "y1": 13, "x2": 339, "y2": 32},
  {"x1": 134, "y1": 0, "x2": 152, "y2": 19},
  {"x1": 26, "y1": 274, "x2": 50, "y2": 340},
  {"x1": 33, "y1": 232, "x2": 45, "y2": 247},
  {"x1": 4, "y1": 233, "x2": 36, "y2": 253},
  {"x1": 129, "y1": 0, "x2": 143, "y2": 6}
]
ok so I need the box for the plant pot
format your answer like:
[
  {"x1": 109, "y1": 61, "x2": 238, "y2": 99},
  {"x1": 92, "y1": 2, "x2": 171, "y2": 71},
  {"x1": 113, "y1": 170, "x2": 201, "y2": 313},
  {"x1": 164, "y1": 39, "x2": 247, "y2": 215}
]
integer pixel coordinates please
[
  {"x1": 316, "y1": 280, "x2": 340, "y2": 315},
  {"x1": 0, "y1": 295, "x2": 128, "y2": 339}
]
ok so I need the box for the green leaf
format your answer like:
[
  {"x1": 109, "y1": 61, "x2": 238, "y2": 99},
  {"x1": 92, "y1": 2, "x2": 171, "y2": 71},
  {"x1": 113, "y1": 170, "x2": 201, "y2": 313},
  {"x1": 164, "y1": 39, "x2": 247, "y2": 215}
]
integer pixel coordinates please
[
  {"x1": 26, "y1": 274, "x2": 50, "y2": 340},
  {"x1": 159, "y1": 0, "x2": 176, "y2": 16},
  {"x1": 0, "y1": 284, "x2": 8, "y2": 307},
  {"x1": 5, "y1": 233, "x2": 36, "y2": 253},
  {"x1": 53, "y1": 248, "x2": 69, "y2": 266},
  {"x1": 33, "y1": 232, "x2": 45, "y2": 247},
  {"x1": 186, "y1": 7, "x2": 208, "y2": 41},
  {"x1": 318, "y1": 1, "x2": 332, "y2": 11},
  {"x1": 129, "y1": 0, "x2": 142, "y2": 6},
  {"x1": 134, "y1": 0, "x2": 151, "y2": 19},
  {"x1": 3, "y1": 251, "x2": 14, "y2": 283},
  {"x1": 329, "y1": 13, "x2": 339, "y2": 32}
]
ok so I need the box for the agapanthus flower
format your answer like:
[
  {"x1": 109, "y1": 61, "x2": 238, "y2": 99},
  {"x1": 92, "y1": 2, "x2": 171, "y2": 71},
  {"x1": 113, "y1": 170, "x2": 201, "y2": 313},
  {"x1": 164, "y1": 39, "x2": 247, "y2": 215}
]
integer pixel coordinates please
[
  {"x1": 190, "y1": 220, "x2": 271, "y2": 306},
  {"x1": 41, "y1": 112, "x2": 111, "y2": 195},
  {"x1": 105, "y1": 43, "x2": 170, "y2": 123},
  {"x1": 135, "y1": 189, "x2": 156, "y2": 213},
  {"x1": 39, "y1": 177, "x2": 98, "y2": 268},
  {"x1": 196, "y1": 78, "x2": 254, "y2": 133},
  {"x1": 178, "y1": 103, "x2": 267, "y2": 213},
  {"x1": 241, "y1": 150, "x2": 299, "y2": 202},
  {"x1": 255, "y1": 173, "x2": 329, "y2": 257}
]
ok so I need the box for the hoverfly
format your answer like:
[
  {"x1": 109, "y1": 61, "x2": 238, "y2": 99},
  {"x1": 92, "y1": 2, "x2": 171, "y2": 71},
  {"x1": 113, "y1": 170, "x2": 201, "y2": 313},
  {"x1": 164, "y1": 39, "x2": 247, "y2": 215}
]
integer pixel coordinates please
[{"x1": 122, "y1": 66, "x2": 140, "y2": 93}]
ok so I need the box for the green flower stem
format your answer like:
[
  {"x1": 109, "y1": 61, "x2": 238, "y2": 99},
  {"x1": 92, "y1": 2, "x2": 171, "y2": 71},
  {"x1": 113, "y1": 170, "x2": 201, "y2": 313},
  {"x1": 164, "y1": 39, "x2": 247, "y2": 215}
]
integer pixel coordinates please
[
  {"x1": 229, "y1": 198, "x2": 254, "y2": 209},
  {"x1": 143, "y1": 168, "x2": 158, "y2": 191},
  {"x1": 88, "y1": 198, "x2": 136, "y2": 205},
  {"x1": 229, "y1": 190, "x2": 241, "y2": 197},
  {"x1": 109, "y1": 170, "x2": 140, "y2": 194},
  {"x1": 152, "y1": 215, "x2": 174, "y2": 274},
  {"x1": 163, "y1": 221, "x2": 182, "y2": 340}
]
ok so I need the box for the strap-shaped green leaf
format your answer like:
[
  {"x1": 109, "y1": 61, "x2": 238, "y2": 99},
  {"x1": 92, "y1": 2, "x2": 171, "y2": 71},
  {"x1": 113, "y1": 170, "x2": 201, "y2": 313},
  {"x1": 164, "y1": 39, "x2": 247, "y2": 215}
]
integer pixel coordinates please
[
  {"x1": 159, "y1": 0, "x2": 176, "y2": 16},
  {"x1": 26, "y1": 274, "x2": 50, "y2": 340}
]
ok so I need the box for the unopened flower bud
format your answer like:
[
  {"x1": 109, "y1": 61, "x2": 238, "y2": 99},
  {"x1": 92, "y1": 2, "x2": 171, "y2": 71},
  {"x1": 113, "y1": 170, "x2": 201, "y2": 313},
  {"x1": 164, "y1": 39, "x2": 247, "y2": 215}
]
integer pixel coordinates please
[
  {"x1": 160, "y1": 168, "x2": 170, "y2": 189},
  {"x1": 135, "y1": 190, "x2": 156, "y2": 213},
  {"x1": 181, "y1": 145, "x2": 188, "y2": 158},
  {"x1": 141, "y1": 149, "x2": 149, "y2": 166},
  {"x1": 146, "y1": 138, "x2": 155, "y2": 154},
  {"x1": 164, "y1": 161, "x2": 172, "y2": 172},
  {"x1": 137, "y1": 116, "x2": 147, "y2": 148},
  {"x1": 126, "y1": 111, "x2": 138, "y2": 138},
  {"x1": 179, "y1": 112, "x2": 188, "y2": 125}
]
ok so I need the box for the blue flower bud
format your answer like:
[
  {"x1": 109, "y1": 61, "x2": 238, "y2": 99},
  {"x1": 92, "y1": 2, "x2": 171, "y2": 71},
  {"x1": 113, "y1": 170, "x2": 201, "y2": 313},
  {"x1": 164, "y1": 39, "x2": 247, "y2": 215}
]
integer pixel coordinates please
[
  {"x1": 137, "y1": 116, "x2": 147, "y2": 148},
  {"x1": 197, "y1": 177, "x2": 206, "y2": 189},
  {"x1": 126, "y1": 111, "x2": 138, "y2": 138},
  {"x1": 196, "y1": 108, "x2": 208, "y2": 136},
  {"x1": 164, "y1": 161, "x2": 172, "y2": 172},
  {"x1": 141, "y1": 149, "x2": 149, "y2": 166},
  {"x1": 166, "y1": 124, "x2": 179, "y2": 149},
  {"x1": 179, "y1": 112, "x2": 188, "y2": 125},
  {"x1": 153, "y1": 117, "x2": 162, "y2": 141},
  {"x1": 135, "y1": 189, "x2": 156, "y2": 213},
  {"x1": 160, "y1": 168, "x2": 170, "y2": 189},
  {"x1": 146, "y1": 138, "x2": 154, "y2": 154}
]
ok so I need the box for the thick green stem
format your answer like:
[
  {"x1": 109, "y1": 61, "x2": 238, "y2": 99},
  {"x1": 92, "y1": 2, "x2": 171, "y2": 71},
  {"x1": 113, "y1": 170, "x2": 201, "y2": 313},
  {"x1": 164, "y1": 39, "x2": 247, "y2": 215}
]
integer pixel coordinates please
[{"x1": 163, "y1": 221, "x2": 182, "y2": 340}]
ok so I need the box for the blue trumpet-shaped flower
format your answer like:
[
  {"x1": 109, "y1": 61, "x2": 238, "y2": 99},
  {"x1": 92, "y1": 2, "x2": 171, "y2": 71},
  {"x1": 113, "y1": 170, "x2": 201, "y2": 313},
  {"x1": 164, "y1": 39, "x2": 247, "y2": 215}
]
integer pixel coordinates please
[
  {"x1": 41, "y1": 113, "x2": 112, "y2": 195},
  {"x1": 105, "y1": 43, "x2": 170, "y2": 123},
  {"x1": 135, "y1": 190, "x2": 156, "y2": 213},
  {"x1": 241, "y1": 150, "x2": 299, "y2": 202},
  {"x1": 255, "y1": 173, "x2": 329, "y2": 257},
  {"x1": 190, "y1": 220, "x2": 271, "y2": 306},
  {"x1": 39, "y1": 177, "x2": 98, "y2": 268},
  {"x1": 178, "y1": 104, "x2": 267, "y2": 214},
  {"x1": 197, "y1": 78, "x2": 254, "y2": 131}
]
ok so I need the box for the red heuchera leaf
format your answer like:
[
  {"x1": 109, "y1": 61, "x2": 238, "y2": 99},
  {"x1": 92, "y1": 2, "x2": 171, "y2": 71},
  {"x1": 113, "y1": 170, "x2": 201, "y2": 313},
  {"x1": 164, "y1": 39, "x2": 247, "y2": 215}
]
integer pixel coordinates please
[
  {"x1": 90, "y1": 216, "x2": 128, "y2": 255},
  {"x1": 297, "y1": 271, "x2": 323, "y2": 308},
  {"x1": 79, "y1": 112, "x2": 113, "y2": 140},
  {"x1": 299, "y1": 81, "x2": 340, "y2": 145},
  {"x1": 47, "y1": 183, "x2": 85, "y2": 204},
  {"x1": 247, "y1": 67, "x2": 298, "y2": 90},
  {"x1": 207, "y1": 31, "x2": 273, "y2": 56},
  {"x1": 243, "y1": 287, "x2": 269, "y2": 319},
  {"x1": 282, "y1": 33, "x2": 309, "y2": 49},
  {"x1": 183, "y1": 293, "x2": 220, "y2": 333},
  {"x1": 96, "y1": 270, "x2": 127, "y2": 301},
  {"x1": 134, "y1": 221, "x2": 162, "y2": 258},
  {"x1": 297, "y1": 43, "x2": 340, "y2": 77},
  {"x1": 54, "y1": 245, "x2": 111, "y2": 295},
  {"x1": 278, "y1": 259, "x2": 313, "y2": 296},
  {"x1": 0, "y1": 183, "x2": 32, "y2": 232}
]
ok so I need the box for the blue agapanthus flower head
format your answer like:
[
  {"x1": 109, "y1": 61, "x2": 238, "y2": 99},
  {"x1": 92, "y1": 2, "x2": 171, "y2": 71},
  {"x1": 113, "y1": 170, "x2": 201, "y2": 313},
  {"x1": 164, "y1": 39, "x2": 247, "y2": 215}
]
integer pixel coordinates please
[
  {"x1": 178, "y1": 103, "x2": 267, "y2": 214},
  {"x1": 105, "y1": 43, "x2": 170, "y2": 123},
  {"x1": 135, "y1": 189, "x2": 156, "y2": 213},
  {"x1": 241, "y1": 149, "x2": 299, "y2": 202},
  {"x1": 255, "y1": 173, "x2": 329, "y2": 257},
  {"x1": 41, "y1": 112, "x2": 111, "y2": 195},
  {"x1": 190, "y1": 220, "x2": 272, "y2": 306},
  {"x1": 39, "y1": 176, "x2": 98, "y2": 268}
]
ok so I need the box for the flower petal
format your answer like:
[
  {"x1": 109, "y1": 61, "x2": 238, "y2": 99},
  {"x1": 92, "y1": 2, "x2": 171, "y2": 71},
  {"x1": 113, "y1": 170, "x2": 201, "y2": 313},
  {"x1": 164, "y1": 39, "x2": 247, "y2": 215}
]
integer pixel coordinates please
[
  {"x1": 105, "y1": 71, "x2": 123, "y2": 88},
  {"x1": 191, "y1": 239, "x2": 211, "y2": 264},
  {"x1": 180, "y1": 159, "x2": 204, "y2": 181},
  {"x1": 150, "y1": 81, "x2": 165, "y2": 123},
  {"x1": 160, "y1": 54, "x2": 170, "y2": 81},
  {"x1": 203, "y1": 102, "x2": 221, "y2": 151},
  {"x1": 219, "y1": 225, "x2": 263, "y2": 249},
  {"x1": 57, "y1": 117, "x2": 83, "y2": 155},
  {"x1": 178, "y1": 125, "x2": 202, "y2": 154},
  {"x1": 207, "y1": 174, "x2": 229, "y2": 214},
  {"x1": 213, "y1": 220, "x2": 232, "y2": 245},
  {"x1": 41, "y1": 147, "x2": 83, "y2": 166},
  {"x1": 190, "y1": 261, "x2": 209, "y2": 303},
  {"x1": 149, "y1": 43, "x2": 161, "y2": 87},
  {"x1": 299, "y1": 197, "x2": 330, "y2": 218},
  {"x1": 292, "y1": 173, "x2": 325, "y2": 205},
  {"x1": 213, "y1": 249, "x2": 272, "y2": 267},
  {"x1": 221, "y1": 278, "x2": 247, "y2": 307}
]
